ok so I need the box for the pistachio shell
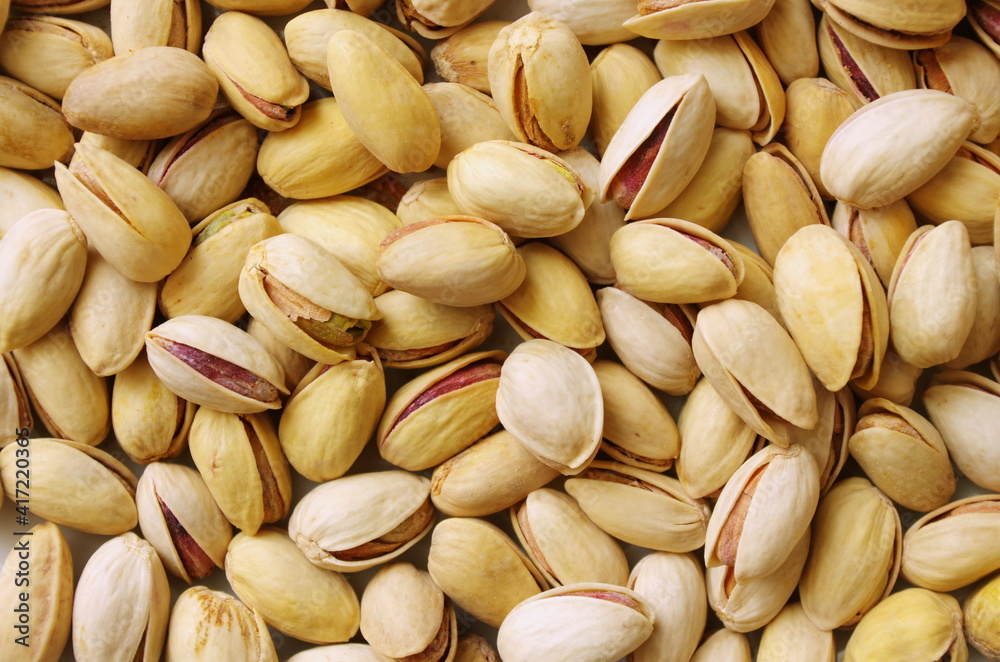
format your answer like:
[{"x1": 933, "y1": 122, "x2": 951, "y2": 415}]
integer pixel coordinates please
[
  {"x1": 430, "y1": 21, "x2": 509, "y2": 94},
  {"x1": 0, "y1": 77, "x2": 73, "y2": 170},
  {"x1": 588, "y1": 43, "x2": 661, "y2": 157},
  {"x1": 396, "y1": 0, "x2": 494, "y2": 39},
  {"x1": 627, "y1": 552, "x2": 706, "y2": 662},
  {"x1": 831, "y1": 198, "x2": 917, "y2": 287},
  {"x1": 527, "y1": 0, "x2": 637, "y2": 45},
  {"x1": 964, "y1": 572, "x2": 1000, "y2": 660},
  {"x1": 821, "y1": 0, "x2": 965, "y2": 49},
  {"x1": 246, "y1": 317, "x2": 314, "y2": 392},
  {"x1": 844, "y1": 588, "x2": 967, "y2": 661},
  {"x1": 757, "y1": 602, "x2": 836, "y2": 662},
  {"x1": 286, "y1": 644, "x2": 392, "y2": 662},
  {"x1": 0, "y1": 355, "x2": 31, "y2": 448},
  {"x1": 0, "y1": 166, "x2": 64, "y2": 237},
  {"x1": 755, "y1": 0, "x2": 819, "y2": 85},
  {"x1": 916, "y1": 36, "x2": 1000, "y2": 144},
  {"x1": 624, "y1": 0, "x2": 777, "y2": 40},
  {"x1": 426, "y1": 82, "x2": 515, "y2": 169},
  {"x1": 690, "y1": 629, "x2": 752, "y2": 662},
  {"x1": 397, "y1": 177, "x2": 464, "y2": 225},
  {"x1": 817, "y1": 15, "x2": 916, "y2": 105},
  {"x1": 165, "y1": 587, "x2": 278, "y2": 662},
  {"x1": 110, "y1": 0, "x2": 201, "y2": 54}
]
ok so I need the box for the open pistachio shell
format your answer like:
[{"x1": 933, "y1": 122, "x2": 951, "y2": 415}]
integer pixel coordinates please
[
  {"x1": 166, "y1": 586, "x2": 278, "y2": 662},
  {"x1": 727, "y1": 241, "x2": 782, "y2": 322},
  {"x1": 831, "y1": 198, "x2": 917, "y2": 288},
  {"x1": 970, "y1": 0, "x2": 1000, "y2": 60},
  {"x1": 588, "y1": 43, "x2": 661, "y2": 158},
  {"x1": 819, "y1": 0, "x2": 965, "y2": 49},
  {"x1": 788, "y1": 385, "x2": 855, "y2": 496},
  {"x1": 624, "y1": 0, "x2": 777, "y2": 40},
  {"x1": 817, "y1": 15, "x2": 916, "y2": 105},
  {"x1": 396, "y1": 0, "x2": 494, "y2": 39},
  {"x1": 944, "y1": 246, "x2": 1000, "y2": 368},
  {"x1": 627, "y1": 552, "x2": 706, "y2": 662},
  {"x1": 964, "y1": 573, "x2": 1000, "y2": 661},
  {"x1": 528, "y1": 0, "x2": 637, "y2": 45},
  {"x1": 851, "y1": 349, "x2": 923, "y2": 407}
]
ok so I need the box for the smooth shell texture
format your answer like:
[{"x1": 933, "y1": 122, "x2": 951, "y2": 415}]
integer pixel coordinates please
[
  {"x1": 843, "y1": 588, "x2": 966, "y2": 661},
  {"x1": 624, "y1": 0, "x2": 777, "y2": 40},
  {"x1": 627, "y1": 552, "x2": 706, "y2": 662},
  {"x1": 166, "y1": 586, "x2": 278, "y2": 662}
]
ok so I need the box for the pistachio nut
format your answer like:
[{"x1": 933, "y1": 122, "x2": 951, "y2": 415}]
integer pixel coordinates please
[
  {"x1": 944, "y1": 246, "x2": 1000, "y2": 368},
  {"x1": 623, "y1": 0, "x2": 777, "y2": 40},
  {"x1": 160, "y1": 199, "x2": 283, "y2": 322},
  {"x1": 376, "y1": 217, "x2": 526, "y2": 307},
  {"x1": 512, "y1": 487, "x2": 630, "y2": 587},
  {"x1": 817, "y1": 15, "x2": 916, "y2": 105},
  {"x1": 110, "y1": 0, "x2": 201, "y2": 54},
  {"x1": 0, "y1": 355, "x2": 31, "y2": 448},
  {"x1": 0, "y1": 438, "x2": 136, "y2": 534},
  {"x1": 497, "y1": 583, "x2": 655, "y2": 662},
  {"x1": 289, "y1": 470, "x2": 433, "y2": 573},
  {"x1": 430, "y1": 20, "x2": 509, "y2": 94},
  {"x1": 426, "y1": 517, "x2": 547, "y2": 628},
  {"x1": 360, "y1": 563, "x2": 457, "y2": 661},
  {"x1": 844, "y1": 588, "x2": 967, "y2": 661},
  {"x1": 226, "y1": 528, "x2": 360, "y2": 644},
  {"x1": 366, "y1": 289, "x2": 494, "y2": 369},
  {"x1": 924, "y1": 370, "x2": 1000, "y2": 492},
  {"x1": 77, "y1": 130, "x2": 156, "y2": 171},
  {"x1": 690, "y1": 629, "x2": 752, "y2": 662},
  {"x1": 527, "y1": 0, "x2": 637, "y2": 45},
  {"x1": 564, "y1": 461, "x2": 710, "y2": 552},
  {"x1": 286, "y1": 644, "x2": 393, "y2": 662},
  {"x1": 72, "y1": 533, "x2": 169, "y2": 662},
  {"x1": 588, "y1": 44, "x2": 661, "y2": 159},
  {"x1": 755, "y1": 0, "x2": 819, "y2": 85},
  {"x1": 203, "y1": 11, "x2": 309, "y2": 132},
  {"x1": 397, "y1": 177, "x2": 464, "y2": 225},
  {"x1": 593, "y1": 359, "x2": 679, "y2": 472},
  {"x1": 596, "y1": 286, "x2": 700, "y2": 395},
  {"x1": 970, "y1": 0, "x2": 1000, "y2": 59},
  {"x1": 599, "y1": 74, "x2": 715, "y2": 220},
  {"x1": 964, "y1": 573, "x2": 1000, "y2": 661},
  {"x1": 55, "y1": 142, "x2": 191, "y2": 283},
  {"x1": 488, "y1": 12, "x2": 592, "y2": 152},
  {"x1": 496, "y1": 339, "x2": 603, "y2": 474},
  {"x1": 851, "y1": 349, "x2": 923, "y2": 406},
  {"x1": 902, "y1": 494, "x2": 1000, "y2": 592},
  {"x1": 831, "y1": 198, "x2": 917, "y2": 287},
  {"x1": 627, "y1": 552, "x2": 706, "y2": 662},
  {"x1": 818, "y1": 0, "x2": 966, "y2": 49},
  {"x1": 12, "y1": 324, "x2": 110, "y2": 446},
  {"x1": 427, "y1": 82, "x2": 516, "y2": 169},
  {"x1": 279, "y1": 353, "x2": 385, "y2": 482},
  {"x1": 396, "y1": 0, "x2": 494, "y2": 39},
  {"x1": 0, "y1": 15, "x2": 112, "y2": 99},
  {"x1": 757, "y1": 602, "x2": 836, "y2": 662},
  {"x1": 246, "y1": 317, "x2": 314, "y2": 391},
  {"x1": 455, "y1": 634, "x2": 499, "y2": 662},
  {"x1": 0, "y1": 209, "x2": 86, "y2": 353},
  {"x1": 257, "y1": 97, "x2": 388, "y2": 199},
  {"x1": 0, "y1": 76, "x2": 73, "y2": 169},
  {"x1": 112, "y1": 350, "x2": 195, "y2": 464},
  {"x1": 145, "y1": 315, "x2": 289, "y2": 414},
  {"x1": 0, "y1": 166, "x2": 64, "y2": 237},
  {"x1": 378, "y1": 350, "x2": 502, "y2": 471},
  {"x1": 165, "y1": 586, "x2": 278, "y2": 662},
  {"x1": 327, "y1": 29, "x2": 440, "y2": 172},
  {"x1": 692, "y1": 299, "x2": 819, "y2": 445},
  {"x1": 886, "y1": 221, "x2": 977, "y2": 368},
  {"x1": 0, "y1": 523, "x2": 72, "y2": 662},
  {"x1": 61, "y1": 46, "x2": 218, "y2": 139},
  {"x1": 727, "y1": 241, "x2": 783, "y2": 321},
  {"x1": 820, "y1": 89, "x2": 977, "y2": 209},
  {"x1": 430, "y1": 429, "x2": 561, "y2": 517}
]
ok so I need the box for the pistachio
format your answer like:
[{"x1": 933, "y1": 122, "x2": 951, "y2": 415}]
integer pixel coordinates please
[
  {"x1": 426, "y1": 82, "x2": 515, "y2": 169},
  {"x1": 204, "y1": 0, "x2": 312, "y2": 14},
  {"x1": 110, "y1": 0, "x2": 201, "y2": 54},
  {"x1": 455, "y1": 634, "x2": 499, "y2": 662},
  {"x1": 396, "y1": 0, "x2": 495, "y2": 39},
  {"x1": 754, "y1": 0, "x2": 819, "y2": 85},
  {"x1": 627, "y1": 552, "x2": 706, "y2": 662},
  {"x1": 77, "y1": 130, "x2": 156, "y2": 171},
  {"x1": 0, "y1": 166, "x2": 64, "y2": 237},
  {"x1": 246, "y1": 317, "x2": 314, "y2": 392},
  {"x1": 757, "y1": 602, "x2": 836, "y2": 662},
  {"x1": 430, "y1": 20, "x2": 509, "y2": 94},
  {"x1": 623, "y1": 0, "x2": 777, "y2": 40},
  {"x1": 945, "y1": 246, "x2": 1000, "y2": 368},
  {"x1": 0, "y1": 76, "x2": 74, "y2": 169},
  {"x1": 397, "y1": 177, "x2": 464, "y2": 225},
  {"x1": 527, "y1": 0, "x2": 637, "y2": 45},
  {"x1": 817, "y1": 15, "x2": 916, "y2": 105},
  {"x1": 690, "y1": 629, "x2": 752, "y2": 662},
  {"x1": 0, "y1": 355, "x2": 31, "y2": 449},
  {"x1": 588, "y1": 43, "x2": 661, "y2": 158},
  {"x1": 286, "y1": 644, "x2": 393, "y2": 662},
  {"x1": 964, "y1": 573, "x2": 1000, "y2": 661},
  {"x1": 831, "y1": 198, "x2": 917, "y2": 287},
  {"x1": 817, "y1": 0, "x2": 966, "y2": 49},
  {"x1": 728, "y1": 241, "x2": 783, "y2": 321},
  {"x1": 844, "y1": 588, "x2": 967, "y2": 661},
  {"x1": 165, "y1": 586, "x2": 278, "y2": 662},
  {"x1": 970, "y1": 0, "x2": 1000, "y2": 59}
]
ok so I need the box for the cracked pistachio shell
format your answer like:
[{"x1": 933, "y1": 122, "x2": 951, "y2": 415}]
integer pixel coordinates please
[
  {"x1": 190, "y1": 408, "x2": 292, "y2": 535},
  {"x1": 289, "y1": 471, "x2": 434, "y2": 573},
  {"x1": 226, "y1": 528, "x2": 360, "y2": 644},
  {"x1": 397, "y1": 0, "x2": 494, "y2": 39},
  {"x1": 774, "y1": 224, "x2": 888, "y2": 391},
  {"x1": 511, "y1": 488, "x2": 630, "y2": 587},
  {"x1": 360, "y1": 563, "x2": 457, "y2": 662},
  {"x1": 72, "y1": 533, "x2": 169, "y2": 662},
  {"x1": 55, "y1": 142, "x2": 190, "y2": 283},
  {"x1": 110, "y1": 0, "x2": 201, "y2": 54},
  {"x1": 498, "y1": 243, "x2": 604, "y2": 353},
  {"x1": 593, "y1": 359, "x2": 679, "y2": 472},
  {"x1": 448, "y1": 140, "x2": 594, "y2": 238},
  {"x1": 704, "y1": 444, "x2": 819, "y2": 581},
  {"x1": 624, "y1": 0, "x2": 776, "y2": 39},
  {"x1": 597, "y1": 287, "x2": 699, "y2": 395},
  {"x1": 488, "y1": 13, "x2": 592, "y2": 152},
  {"x1": 12, "y1": 324, "x2": 110, "y2": 446},
  {"x1": 0, "y1": 167, "x2": 64, "y2": 237},
  {"x1": 0, "y1": 16, "x2": 112, "y2": 99},
  {"x1": 166, "y1": 586, "x2": 277, "y2": 662},
  {"x1": 831, "y1": 198, "x2": 917, "y2": 287},
  {"x1": 849, "y1": 398, "x2": 955, "y2": 511},
  {"x1": 497, "y1": 583, "x2": 655, "y2": 662},
  {"x1": 431, "y1": 21, "x2": 509, "y2": 94},
  {"x1": 0, "y1": 77, "x2": 73, "y2": 170},
  {"x1": 964, "y1": 573, "x2": 1000, "y2": 660},
  {"x1": 887, "y1": 222, "x2": 977, "y2": 368},
  {"x1": 70, "y1": 250, "x2": 157, "y2": 377},
  {"x1": 564, "y1": 461, "x2": 710, "y2": 552},
  {"x1": 654, "y1": 31, "x2": 784, "y2": 144},
  {"x1": 944, "y1": 246, "x2": 1000, "y2": 369},
  {"x1": 743, "y1": 142, "x2": 830, "y2": 266},
  {"x1": 706, "y1": 528, "x2": 810, "y2": 633},
  {"x1": 916, "y1": 36, "x2": 1000, "y2": 144},
  {"x1": 1, "y1": 439, "x2": 136, "y2": 534},
  {"x1": 844, "y1": 588, "x2": 967, "y2": 662},
  {"x1": 908, "y1": 142, "x2": 1000, "y2": 244},
  {"x1": 496, "y1": 339, "x2": 603, "y2": 475},
  {"x1": 692, "y1": 299, "x2": 818, "y2": 445},
  {"x1": 0, "y1": 209, "x2": 86, "y2": 353},
  {"x1": 430, "y1": 429, "x2": 561, "y2": 517},
  {"x1": 112, "y1": 350, "x2": 194, "y2": 464},
  {"x1": 137, "y1": 462, "x2": 232, "y2": 583},
  {"x1": 627, "y1": 552, "x2": 706, "y2": 662},
  {"x1": 727, "y1": 241, "x2": 782, "y2": 322},
  {"x1": 427, "y1": 82, "x2": 516, "y2": 169},
  {"x1": 239, "y1": 233, "x2": 380, "y2": 364},
  {"x1": 817, "y1": 15, "x2": 916, "y2": 106},
  {"x1": 758, "y1": 602, "x2": 836, "y2": 662},
  {"x1": 599, "y1": 74, "x2": 715, "y2": 220},
  {"x1": 61, "y1": 47, "x2": 217, "y2": 139},
  {"x1": 756, "y1": 0, "x2": 819, "y2": 85},
  {"x1": 902, "y1": 495, "x2": 1000, "y2": 591},
  {"x1": 799, "y1": 478, "x2": 902, "y2": 630},
  {"x1": 819, "y1": 0, "x2": 965, "y2": 49},
  {"x1": 287, "y1": 645, "x2": 392, "y2": 662},
  {"x1": 366, "y1": 289, "x2": 493, "y2": 369},
  {"x1": 819, "y1": 89, "x2": 976, "y2": 209},
  {"x1": 455, "y1": 634, "x2": 499, "y2": 662},
  {"x1": 257, "y1": 97, "x2": 388, "y2": 199},
  {"x1": 378, "y1": 350, "x2": 502, "y2": 471},
  {"x1": 279, "y1": 354, "x2": 385, "y2": 482},
  {"x1": 203, "y1": 12, "x2": 309, "y2": 132},
  {"x1": 691, "y1": 629, "x2": 751, "y2": 662},
  {"x1": 161, "y1": 199, "x2": 282, "y2": 322},
  {"x1": 427, "y1": 517, "x2": 547, "y2": 628},
  {"x1": 611, "y1": 218, "x2": 744, "y2": 304},
  {"x1": 376, "y1": 217, "x2": 526, "y2": 307},
  {"x1": 0, "y1": 523, "x2": 72, "y2": 662},
  {"x1": 0, "y1": 355, "x2": 31, "y2": 448},
  {"x1": 924, "y1": 371, "x2": 1000, "y2": 492},
  {"x1": 145, "y1": 315, "x2": 288, "y2": 414},
  {"x1": 327, "y1": 29, "x2": 440, "y2": 173},
  {"x1": 397, "y1": 177, "x2": 463, "y2": 225},
  {"x1": 527, "y1": 0, "x2": 637, "y2": 45},
  {"x1": 588, "y1": 44, "x2": 661, "y2": 158}
]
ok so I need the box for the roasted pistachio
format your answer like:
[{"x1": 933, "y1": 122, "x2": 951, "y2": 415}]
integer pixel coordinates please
[
  {"x1": 166, "y1": 586, "x2": 278, "y2": 662},
  {"x1": 844, "y1": 588, "x2": 967, "y2": 661},
  {"x1": 627, "y1": 552, "x2": 706, "y2": 662}
]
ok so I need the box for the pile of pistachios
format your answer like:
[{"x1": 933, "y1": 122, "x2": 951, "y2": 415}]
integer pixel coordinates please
[{"x1": 0, "y1": 0, "x2": 1000, "y2": 660}]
